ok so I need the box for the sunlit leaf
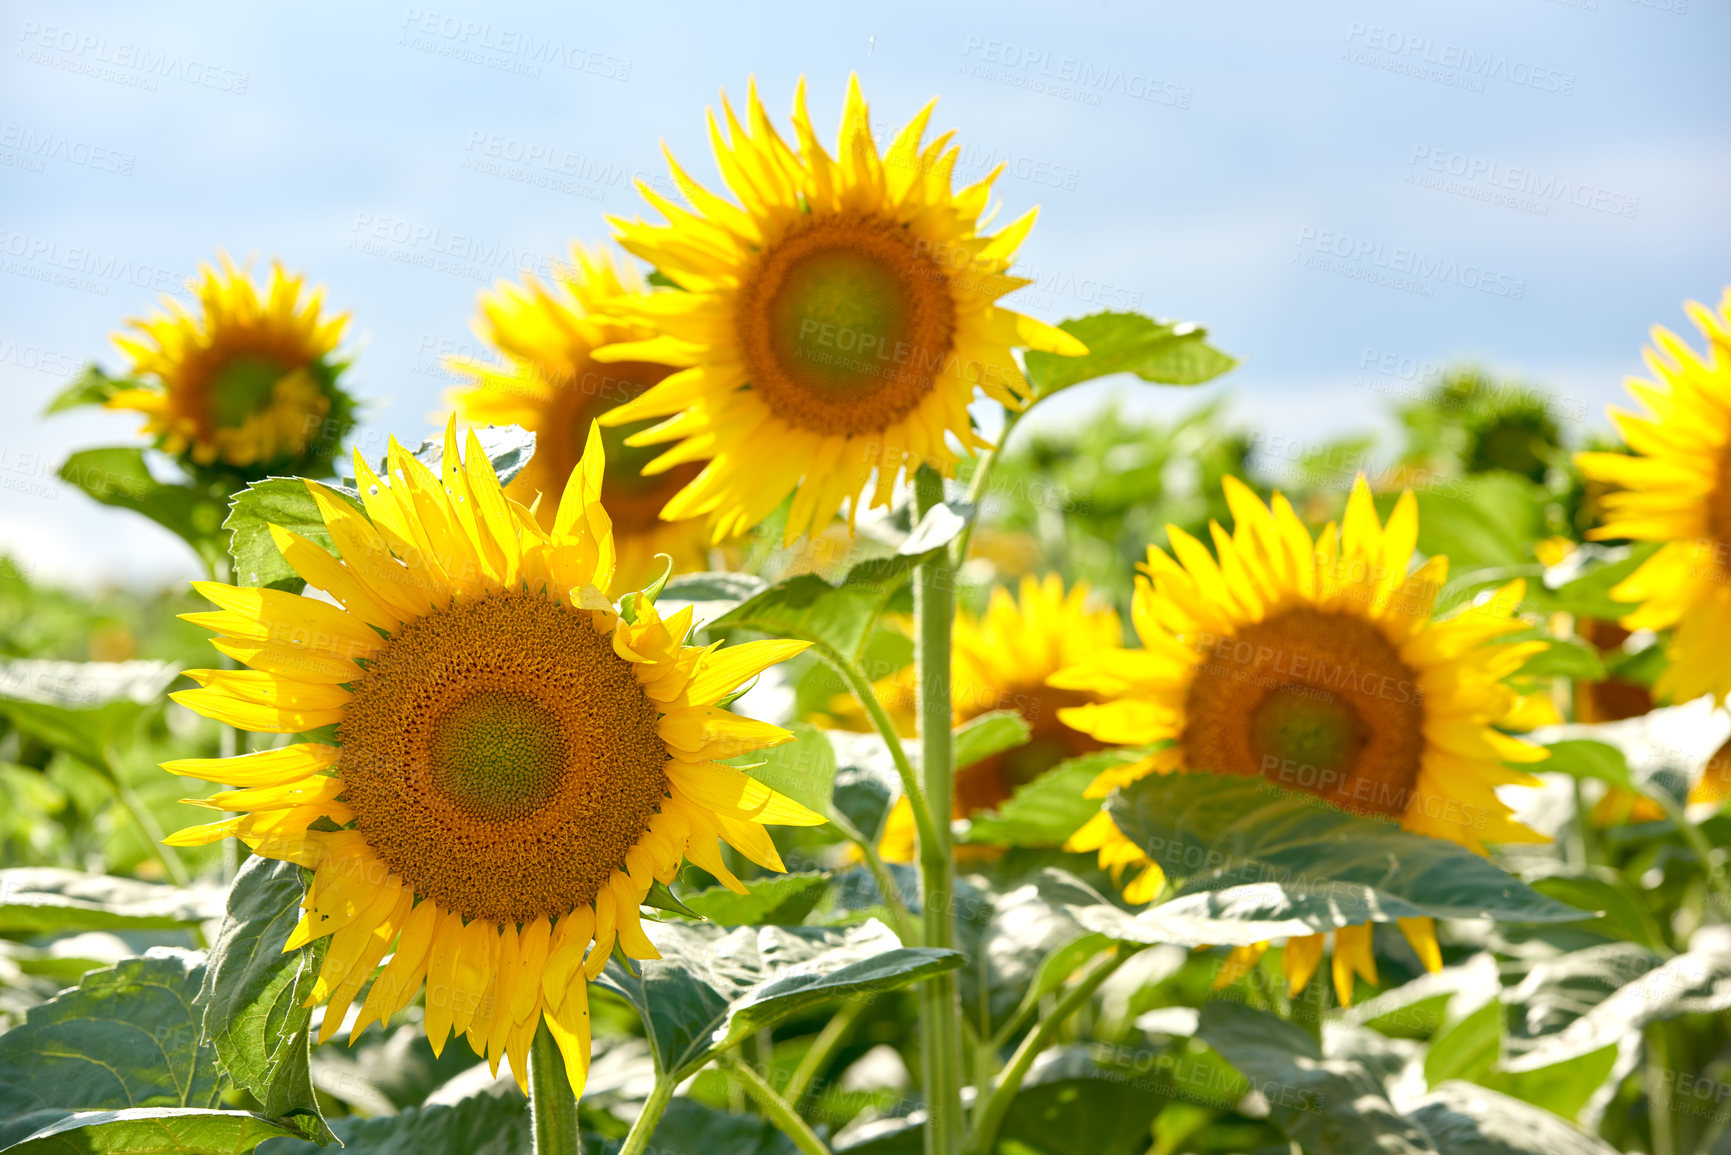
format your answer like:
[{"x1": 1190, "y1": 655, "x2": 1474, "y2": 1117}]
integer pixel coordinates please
[{"x1": 1023, "y1": 311, "x2": 1237, "y2": 399}]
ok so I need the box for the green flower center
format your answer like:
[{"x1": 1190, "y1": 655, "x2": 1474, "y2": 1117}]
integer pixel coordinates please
[
  {"x1": 208, "y1": 354, "x2": 289, "y2": 428},
  {"x1": 1249, "y1": 691, "x2": 1368, "y2": 782},
  {"x1": 427, "y1": 689, "x2": 568, "y2": 822},
  {"x1": 769, "y1": 247, "x2": 913, "y2": 399}
]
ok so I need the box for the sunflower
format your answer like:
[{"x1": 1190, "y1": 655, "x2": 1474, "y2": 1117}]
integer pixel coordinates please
[
  {"x1": 856, "y1": 575, "x2": 1121, "y2": 861},
  {"x1": 1051, "y1": 477, "x2": 1548, "y2": 1005},
  {"x1": 160, "y1": 418, "x2": 823, "y2": 1093},
  {"x1": 595, "y1": 75, "x2": 1086, "y2": 546},
  {"x1": 447, "y1": 246, "x2": 713, "y2": 589},
  {"x1": 1576, "y1": 289, "x2": 1731, "y2": 705},
  {"x1": 107, "y1": 255, "x2": 351, "y2": 473}
]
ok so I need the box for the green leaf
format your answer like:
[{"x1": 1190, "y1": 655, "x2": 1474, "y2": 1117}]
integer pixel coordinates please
[
  {"x1": 0, "y1": 950, "x2": 221, "y2": 1119},
  {"x1": 642, "y1": 879, "x2": 706, "y2": 920},
  {"x1": 222, "y1": 478, "x2": 360, "y2": 591},
  {"x1": 996, "y1": 1045, "x2": 1168, "y2": 1155},
  {"x1": 711, "y1": 501, "x2": 973, "y2": 666},
  {"x1": 254, "y1": 1090, "x2": 532, "y2": 1155},
  {"x1": 1107, "y1": 772, "x2": 1585, "y2": 927},
  {"x1": 729, "y1": 721, "x2": 836, "y2": 816},
  {"x1": 957, "y1": 869, "x2": 1108, "y2": 1038},
  {"x1": 1023, "y1": 311, "x2": 1237, "y2": 399},
  {"x1": 677, "y1": 873, "x2": 832, "y2": 926},
  {"x1": 1524, "y1": 866, "x2": 1665, "y2": 951},
  {"x1": 1505, "y1": 939, "x2": 1731, "y2": 1071},
  {"x1": 594, "y1": 918, "x2": 963, "y2": 1078},
  {"x1": 962, "y1": 748, "x2": 1149, "y2": 848},
  {"x1": 1511, "y1": 635, "x2": 1605, "y2": 681},
  {"x1": 0, "y1": 869, "x2": 221, "y2": 934},
  {"x1": 1196, "y1": 1001, "x2": 1437, "y2": 1153},
  {"x1": 1501, "y1": 943, "x2": 1661, "y2": 1071},
  {"x1": 1424, "y1": 998, "x2": 1501, "y2": 1087},
  {"x1": 1407, "y1": 1081, "x2": 1619, "y2": 1154},
  {"x1": 43, "y1": 364, "x2": 131, "y2": 415},
  {"x1": 1411, "y1": 472, "x2": 1546, "y2": 574},
  {"x1": 396, "y1": 423, "x2": 537, "y2": 488},
  {"x1": 1530, "y1": 544, "x2": 1657, "y2": 619},
  {"x1": 661, "y1": 572, "x2": 770, "y2": 626},
  {"x1": 1481, "y1": 1046, "x2": 1620, "y2": 1126},
  {"x1": 951, "y1": 710, "x2": 1030, "y2": 772},
  {"x1": 1536, "y1": 702, "x2": 1729, "y2": 807},
  {"x1": 630, "y1": 1097, "x2": 802, "y2": 1155},
  {"x1": 0, "y1": 659, "x2": 177, "y2": 773},
  {"x1": 57, "y1": 448, "x2": 229, "y2": 573},
  {"x1": 197, "y1": 856, "x2": 331, "y2": 1144},
  {"x1": 3, "y1": 1108, "x2": 298, "y2": 1154}
]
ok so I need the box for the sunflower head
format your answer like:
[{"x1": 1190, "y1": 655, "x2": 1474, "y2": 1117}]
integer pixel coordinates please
[
  {"x1": 596, "y1": 74, "x2": 1086, "y2": 545},
  {"x1": 1576, "y1": 289, "x2": 1731, "y2": 705},
  {"x1": 1052, "y1": 475, "x2": 1548, "y2": 1003},
  {"x1": 106, "y1": 255, "x2": 354, "y2": 476},
  {"x1": 448, "y1": 246, "x2": 712, "y2": 589},
  {"x1": 161, "y1": 417, "x2": 822, "y2": 1093}
]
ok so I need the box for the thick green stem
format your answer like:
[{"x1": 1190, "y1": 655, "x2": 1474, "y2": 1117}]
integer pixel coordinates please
[
  {"x1": 913, "y1": 466, "x2": 964, "y2": 1155},
  {"x1": 617, "y1": 1073, "x2": 676, "y2": 1155},
  {"x1": 723, "y1": 1054, "x2": 834, "y2": 1155},
  {"x1": 1645, "y1": 1023, "x2": 1675, "y2": 1155},
  {"x1": 528, "y1": 1022, "x2": 582, "y2": 1155},
  {"x1": 786, "y1": 996, "x2": 870, "y2": 1106},
  {"x1": 966, "y1": 945, "x2": 1141, "y2": 1155}
]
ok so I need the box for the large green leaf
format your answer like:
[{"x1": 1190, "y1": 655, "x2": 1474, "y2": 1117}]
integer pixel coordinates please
[
  {"x1": 221, "y1": 478, "x2": 359, "y2": 592},
  {"x1": 660, "y1": 572, "x2": 771, "y2": 626},
  {"x1": 1501, "y1": 943, "x2": 1661, "y2": 1070},
  {"x1": 394, "y1": 423, "x2": 537, "y2": 489},
  {"x1": 1411, "y1": 472, "x2": 1547, "y2": 574},
  {"x1": 254, "y1": 1090, "x2": 531, "y2": 1155},
  {"x1": 0, "y1": 870, "x2": 221, "y2": 934},
  {"x1": 1022, "y1": 311, "x2": 1237, "y2": 399},
  {"x1": 678, "y1": 873, "x2": 832, "y2": 926},
  {"x1": 1107, "y1": 772, "x2": 1585, "y2": 927},
  {"x1": 729, "y1": 721, "x2": 836, "y2": 816},
  {"x1": 3, "y1": 1108, "x2": 297, "y2": 1154},
  {"x1": 956, "y1": 869, "x2": 1106, "y2": 1038},
  {"x1": 962, "y1": 749, "x2": 1148, "y2": 848},
  {"x1": 0, "y1": 660, "x2": 179, "y2": 772},
  {"x1": 710, "y1": 502, "x2": 972, "y2": 666},
  {"x1": 1407, "y1": 1081, "x2": 1619, "y2": 1155},
  {"x1": 594, "y1": 919, "x2": 963, "y2": 1079},
  {"x1": 196, "y1": 856, "x2": 330, "y2": 1143},
  {"x1": 1196, "y1": 1001, "x2": 1437, "y2": 1153},
  {"x1": 1505, "y1": 938, "x2": 1731, "y2": 1071},
  {"x1": 57, "y1": 448, "x2": 229, "y2": 573},
  {"x1": 634, "y1": 1097, "x2": 802, "y2": 1155},
  {"x1": 0, "y1": 950, "x2": 221, "y2": 1120}
]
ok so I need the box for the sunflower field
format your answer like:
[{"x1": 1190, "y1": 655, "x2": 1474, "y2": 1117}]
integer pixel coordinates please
[{"x1": 4, "y1": 76, "x2": 1731, "y2": 1155}]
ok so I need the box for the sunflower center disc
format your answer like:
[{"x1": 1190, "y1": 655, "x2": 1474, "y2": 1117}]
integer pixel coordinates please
[
  {"x1": 1182, "y1": 607, "x2": 1425, "y2": 818},
  {"x1": 338, "y1": 591, "x2": 670, "y2": 923},
  {"x1": 742, "y1": 214, "x2": 957, "y2": 436},
  {"x1": 208, "y1": 354, "x2": 290, "y2": 428}
]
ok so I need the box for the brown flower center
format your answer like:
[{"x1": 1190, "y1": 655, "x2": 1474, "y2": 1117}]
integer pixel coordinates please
[{"x1": 337, "y1": 590, "x2": 668, "y2": 923}]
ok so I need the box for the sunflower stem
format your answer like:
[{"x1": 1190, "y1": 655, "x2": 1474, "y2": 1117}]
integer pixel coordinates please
[
  {"x1": 965, "y1": 944, "x2": 1141, "y2": 1155},
  {"x1": 785, "y1": 995, "x2": 871, "y2": 1107},
  {"x1": 617, "y1": 1072, "x2": 675, "y2": 1155},
  {"x1": 823, "y1": 654, "x2": 940, "y2": 859},
  {"x1": 913, "y1": 466, "x2": 965, "y2": 1155},
  {"x1": 528, "y1": 1022, "x2": 583, "y2": 1155},
  {"x1": 722, "y1": 1053, "x2": 833, "y2": 1155}
]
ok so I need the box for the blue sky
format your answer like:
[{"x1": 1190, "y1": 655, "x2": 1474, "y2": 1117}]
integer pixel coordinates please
[{"x1": 2, "y1": 0, "x2": 1727, "y2": 585}]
